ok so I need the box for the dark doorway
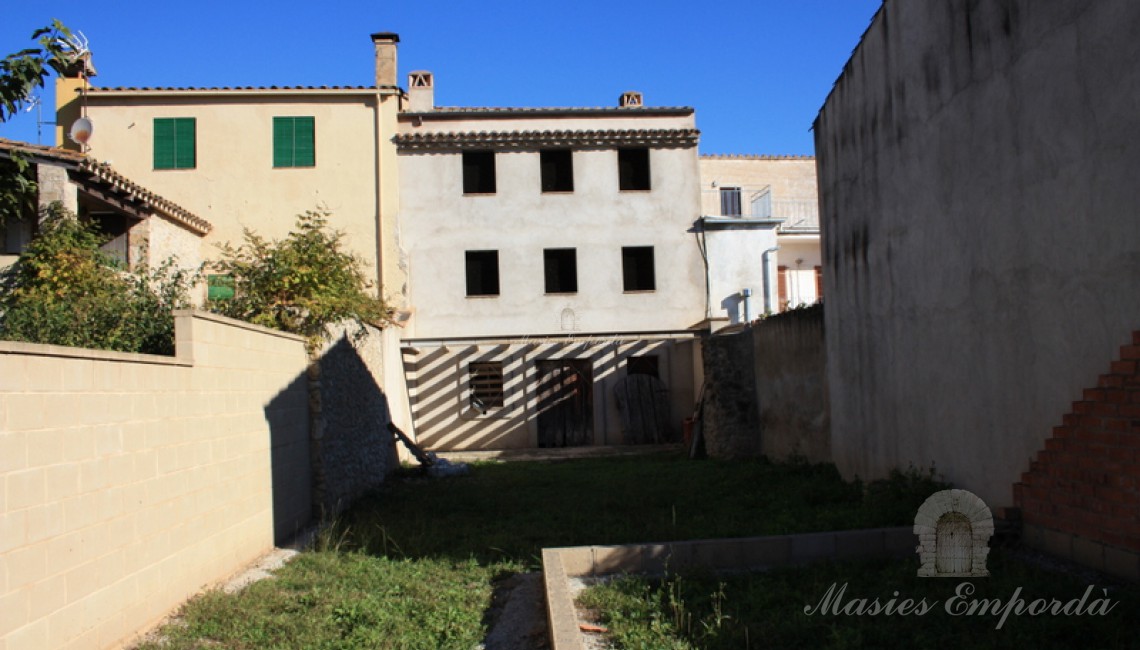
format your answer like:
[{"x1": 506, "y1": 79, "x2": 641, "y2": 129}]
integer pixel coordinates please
[
  {"x1": 613, "y1": 373, "x2": 671, "y2": 444},
  {"x1": 536, "y1": 359, "x2": 594, "y2": 447}
]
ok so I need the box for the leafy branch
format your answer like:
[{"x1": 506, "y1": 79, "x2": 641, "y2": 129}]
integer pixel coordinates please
[{"x1": 208, "y1": 209, "x2": 394, "y2": 352}]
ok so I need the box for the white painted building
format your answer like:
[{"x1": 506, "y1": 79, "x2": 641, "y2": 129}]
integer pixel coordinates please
[
  {"x1": 396, "y1": 76, "x2": 705, "y2": 450},
  {"x1": 698, "y1": 155, "x2": 821, "y2": 325}
]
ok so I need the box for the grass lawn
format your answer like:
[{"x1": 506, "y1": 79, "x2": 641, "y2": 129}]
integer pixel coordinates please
[{"x1": 131, "y1": 453, "x2": 990, "y2": 649}]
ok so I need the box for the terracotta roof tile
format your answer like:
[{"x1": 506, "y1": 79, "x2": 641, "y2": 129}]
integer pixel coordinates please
[
  {"x1": 0, "y1": 138, "x2": 212, "y2": 235},
  {"x1": 700, "y1": 154, "x2": 815, "y2": 160},
  {"x1": 87, "y1": 85, "x2": 375, "y2": 93}
]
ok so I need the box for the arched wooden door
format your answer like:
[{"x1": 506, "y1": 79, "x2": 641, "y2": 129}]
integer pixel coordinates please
[{"x1": 935, "y1": 512, "x2": 973, "y2": 574}]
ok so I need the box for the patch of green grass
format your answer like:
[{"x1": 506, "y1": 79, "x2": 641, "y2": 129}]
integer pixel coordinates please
[
  {"x1": 131, "y1": 454, "x2": 948, "y2": 648},
  {"x1": 578, "y1": 549, "x2": 1140, "y2": 650},
  {"x1": 335, "y1": 455, "x2": 947, "y2": 565},
  {"x1": 133, "y1": 553, "x2": 503, "y2": 650}
]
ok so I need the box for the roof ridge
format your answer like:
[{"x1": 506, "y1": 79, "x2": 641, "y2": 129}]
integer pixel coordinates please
[{"x1": 700, "y1": 153, "x2": 815, "y2": 160}]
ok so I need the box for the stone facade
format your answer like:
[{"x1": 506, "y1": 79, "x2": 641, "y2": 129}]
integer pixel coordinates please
[
  {"x1": 701, "y1": 327, "x2": 762, "y2": 459},
  {"x1": 310, "y1": 324, "x2": 395, "y2": 516}
]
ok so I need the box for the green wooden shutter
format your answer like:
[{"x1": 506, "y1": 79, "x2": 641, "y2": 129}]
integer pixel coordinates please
[
  {"x1": 154, "y1": 118, "x2": 175, "y2": 169},
  {"x1": 293, "y1": 117, "x2": 314, "y2": 167},
  {"x1": 273, "y1": 117, "x2": 315, "y2": 167},
  {"x1": 207, "y1": 274, "x2": 235, "y2": 301},
  {"x1": 174, "y1": 118, "x2": 196, "y2": 169},
  {"x1": 273, "y1": 117, "x2": 293, "y2": 167},
  {"x1": 154, "y1": 118, "x2": 195, "y2": 169}
]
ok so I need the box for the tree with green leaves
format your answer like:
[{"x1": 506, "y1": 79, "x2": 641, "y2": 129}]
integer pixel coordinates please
[
  {"x1": 1, "y1": 20, "x2": 84, "y2": 226},
  {"x1": 0, "y1": 19, "x2": 81, "y2": 122},
  {"x1": 208, "y1": 210, "x2": 393, "y2": 350},
  {"x1": 0, "y1": 203, "x2": 200, "y2": 355}
]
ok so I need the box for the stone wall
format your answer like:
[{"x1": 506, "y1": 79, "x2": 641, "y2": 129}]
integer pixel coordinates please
[
  {"x1": 0, "y1": 311, "x2": 310, "y2": 650},
  {"x1": 701, "y1": 305, "x2": 829, "y2": 462},
  {"x1": 701, "y1": 327, "x2": 761, "y2": 459},
  {"x1": 310, "y1": 323, "x2": 395, "y2": 518}
]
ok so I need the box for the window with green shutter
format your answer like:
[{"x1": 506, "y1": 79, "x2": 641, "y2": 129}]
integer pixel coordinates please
[
  {"x1": 273, "y1": 117, "x2": 315, "y2": 168},
  {"x1": 207, "y1": 274, "x2": 235, "y2": 301},
  {"x1": 153, "y1": 118, "x2": 196, "y2": 170}
]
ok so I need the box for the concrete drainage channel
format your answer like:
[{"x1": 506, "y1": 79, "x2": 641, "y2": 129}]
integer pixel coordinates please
[{"x1": 542, "y1": 527, "x2": 915, "y2": 650}]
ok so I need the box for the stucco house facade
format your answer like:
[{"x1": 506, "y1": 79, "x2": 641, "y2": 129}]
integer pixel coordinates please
[
  {"x1": 56, "y1": 34, "x2": 406, "y2": 303},
  {"x1": 53, "y1": 33, "x2": 713, "y2": 452},
  {"x1": 396, "y1": 76, "x2": 705, "y2": 449},
  {"x1": 697, "y1": 154, "x2": 821, "y2": 327}
]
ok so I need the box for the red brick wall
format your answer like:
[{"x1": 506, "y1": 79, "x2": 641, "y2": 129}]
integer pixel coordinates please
[{"x1": 1015, "y1": 331, "x2": 1140, "y2": 552}]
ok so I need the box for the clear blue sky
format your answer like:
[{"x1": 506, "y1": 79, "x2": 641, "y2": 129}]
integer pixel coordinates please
[{"x1": 0, "y1": 0, "x2": 880, "y2": 155}]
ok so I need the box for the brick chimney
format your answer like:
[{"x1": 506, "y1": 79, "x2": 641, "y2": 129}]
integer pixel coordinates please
[
  {"x1": 619, "y1": 91, "x2": 643, "y2": 107},
  {"x1": 408, "y1": 71, "x2": 434, "y2": 112},
  {"x1": 371, "y1": 32, "x2": 399, "y2": 87}
]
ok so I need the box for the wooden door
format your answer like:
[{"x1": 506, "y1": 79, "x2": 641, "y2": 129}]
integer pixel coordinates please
[
  {"x1": 613, "y1": 374, "x2": 671, "y2": 444},
  {"x1": 935, "y1": 513, "x2": 973, "y2": 574},
  {"x1": 536, "y1": 359, "x2": 593, "y2": 447}
]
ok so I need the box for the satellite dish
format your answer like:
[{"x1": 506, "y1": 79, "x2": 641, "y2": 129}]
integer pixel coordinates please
[{"x1": 69, "y1": 117, "x2": 93, "y2": 145}]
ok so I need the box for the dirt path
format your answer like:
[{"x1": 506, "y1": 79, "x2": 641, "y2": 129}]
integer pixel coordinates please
[{"x1": 480, "y1": 572, "x2": 550, "y2": 649}]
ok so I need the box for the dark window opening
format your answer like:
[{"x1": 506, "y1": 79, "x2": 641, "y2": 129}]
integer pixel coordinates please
[
  {"x1": 469, "y1": 361, "x2": 505, "y2": 410},
  {"x1": 540, "y1": 149, "x2": 574, "y2": 192},
  {"x1": 465, "y1": 250, "x2": 500, "y2": 296},
  {"x1": 621, "y1": 246, "x2": 655, "y2": 291},
  {"x1": 543, "y1": 248, "x2": 577, "y2": 294},
  {"x1": 626, "y1": 355, "x2": 659, "y2": 379},
  {"x1": 1, "y1": 218, "x2": 34, "y2": 255},
  {"x1": 463, "y1": 150, "x2": 496, "y2": 194},
  {"x1": 720, "y1": 187, "x2": 742, "y2": 216},
  {"x1": 618, "y1": 147, "x2": 650, "y2": 191}
]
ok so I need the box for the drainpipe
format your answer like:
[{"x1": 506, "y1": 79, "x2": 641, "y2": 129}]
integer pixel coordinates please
[{"x1": 761, "y1": 246, "x2": 780, "y2": 315}]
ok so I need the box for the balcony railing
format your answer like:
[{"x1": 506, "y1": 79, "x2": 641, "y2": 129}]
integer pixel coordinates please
[{"x1": 701, "y1": 188, "x2": 819, "y2": 232}]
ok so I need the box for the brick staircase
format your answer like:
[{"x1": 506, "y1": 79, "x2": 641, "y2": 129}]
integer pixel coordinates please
[{"x1": 1014, "y1": 331, "x2": 1140, "y2": 560}]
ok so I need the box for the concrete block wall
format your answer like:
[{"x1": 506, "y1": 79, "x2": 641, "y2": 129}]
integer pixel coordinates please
[
  {"x1": 1015, "y1": 330, "x2": 1140, "y2": 580},
  {"x1": 0, "y1": 311, "x2": 311, "y2": 650}
]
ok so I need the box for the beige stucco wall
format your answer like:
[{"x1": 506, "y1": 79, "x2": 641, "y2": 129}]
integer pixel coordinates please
[
  {"x1": 76, "y1": 90, "x2": 392, "y2": 291},
  {"x1": 397, "y1": 113, "x2": 705, "y2": 339},
  {"x1": 698, "y1": 156, "x2": 818, "y2": 226},
  {"x1": 0, "y1": 311, "x2": 309, "y2": 650}
]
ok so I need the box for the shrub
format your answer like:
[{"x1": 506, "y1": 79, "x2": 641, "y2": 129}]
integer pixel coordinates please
[
  {"x1": 0, "y1": 204, "x2": 199, "y2": 354},
  {"x1": 207, "y1": 209, "x2": 392, "y2": 350}
]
